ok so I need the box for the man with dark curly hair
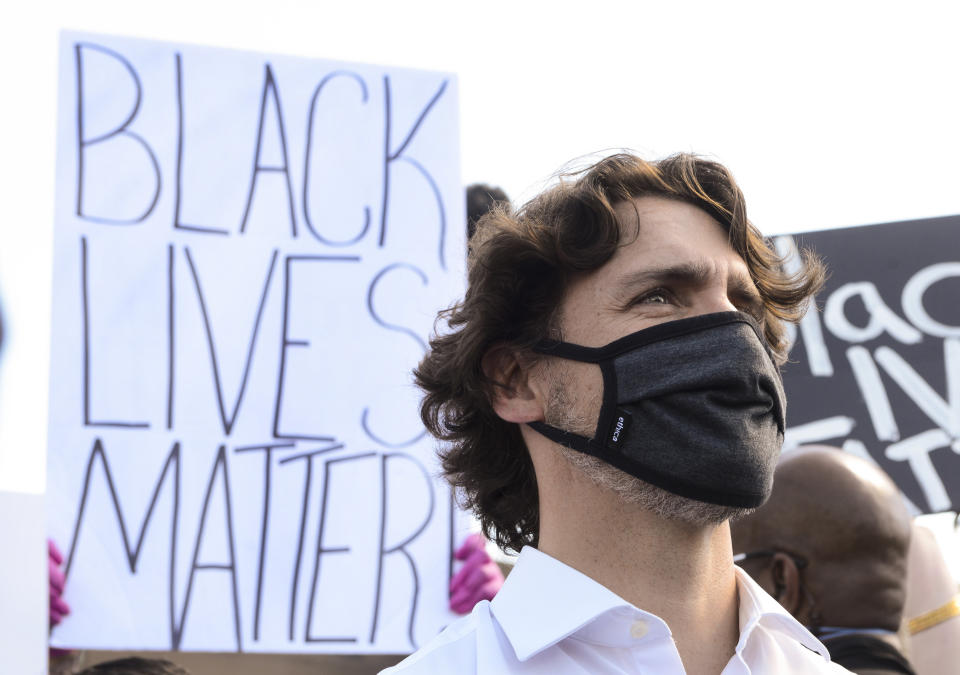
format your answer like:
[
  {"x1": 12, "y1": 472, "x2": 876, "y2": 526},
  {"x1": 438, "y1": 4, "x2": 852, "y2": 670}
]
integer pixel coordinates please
[{"x1": 384, "y1": 152, "x2": 850, "y2": 674}]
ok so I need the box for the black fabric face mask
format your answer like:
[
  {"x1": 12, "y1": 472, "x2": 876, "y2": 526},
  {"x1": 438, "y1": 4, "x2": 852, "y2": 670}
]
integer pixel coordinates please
[{"x1": 527, "y1": 311, "x2": 786, "y2": 508}]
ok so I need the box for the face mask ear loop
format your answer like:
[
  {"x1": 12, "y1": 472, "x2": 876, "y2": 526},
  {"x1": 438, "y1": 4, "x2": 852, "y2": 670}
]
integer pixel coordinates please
[
  {"x1": 527, "y1": 420, "x2": 594, "y2": 454},
  {"x1": 527, "y1": 358, "x2": 617, "y2": 455},
  {"x1": 527, "y1": 357, "x2": 620, "y2": 459}
]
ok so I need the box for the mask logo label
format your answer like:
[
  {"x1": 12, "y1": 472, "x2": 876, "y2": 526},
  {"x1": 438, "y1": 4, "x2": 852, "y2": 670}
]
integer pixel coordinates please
[{"x1": 608, "y1": 408, "x2": 633, "y2": 447}]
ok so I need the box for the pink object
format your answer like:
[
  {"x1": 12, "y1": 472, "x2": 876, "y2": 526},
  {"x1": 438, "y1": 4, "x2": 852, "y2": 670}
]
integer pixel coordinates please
[
  {"x1": 449, "y1": 533, "x2": 504, "y2": 614},
  {"x1": 48, "y1": 539, "x2": 72, "y2": 659},
  {"x1": 48, "y1": 540, "x2": 70, "y2": 627}
]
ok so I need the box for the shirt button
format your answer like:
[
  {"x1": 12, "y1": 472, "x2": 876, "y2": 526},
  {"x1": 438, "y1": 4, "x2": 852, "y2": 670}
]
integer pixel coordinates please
[{"x1": 630, "y1": 620, "x2": 649, "y2": 639}]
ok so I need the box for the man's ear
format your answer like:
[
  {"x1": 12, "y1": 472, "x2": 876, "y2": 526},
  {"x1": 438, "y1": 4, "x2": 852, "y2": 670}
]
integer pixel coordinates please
[
  {"x1": 770, "y1": 552, "x2": 802, "y2": 615},
  {"x1": 481, "y1": 344, "x2": 544, "y2": 424}
]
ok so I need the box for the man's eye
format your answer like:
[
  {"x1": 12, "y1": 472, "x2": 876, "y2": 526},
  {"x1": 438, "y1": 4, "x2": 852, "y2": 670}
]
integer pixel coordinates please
[{"x1": 638, "y1": 290, "x2": 670, "y2": 305}]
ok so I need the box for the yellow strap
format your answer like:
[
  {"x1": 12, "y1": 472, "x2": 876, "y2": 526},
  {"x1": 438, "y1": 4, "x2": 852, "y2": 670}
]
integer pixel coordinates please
[{"x1": 908, "y1": 595, "x2": 960, "y2": 635}]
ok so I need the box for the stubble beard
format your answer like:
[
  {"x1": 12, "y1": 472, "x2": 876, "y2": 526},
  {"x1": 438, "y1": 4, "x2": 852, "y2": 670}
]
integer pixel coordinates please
[{"x1": 543, "y1": 362, "x2": 753, "y2": 527}]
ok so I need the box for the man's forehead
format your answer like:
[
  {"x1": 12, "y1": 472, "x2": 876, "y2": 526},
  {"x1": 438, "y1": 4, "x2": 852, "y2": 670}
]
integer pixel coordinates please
[
  {"x1": 606, "y1": 197, "x2": 746, "y2": 272},
  {"x1": 611, "y1": 194, "x2": 713, "y2": 228}
]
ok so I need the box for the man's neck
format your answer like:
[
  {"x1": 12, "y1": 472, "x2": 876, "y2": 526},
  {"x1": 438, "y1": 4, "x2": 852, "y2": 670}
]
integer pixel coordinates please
[{"x1": 535, "y1": 460, "x2": 740, "y2": 675}]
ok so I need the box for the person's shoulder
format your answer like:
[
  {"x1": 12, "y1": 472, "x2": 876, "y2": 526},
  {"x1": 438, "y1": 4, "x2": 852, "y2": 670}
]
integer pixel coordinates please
[{"x1": 378, "y1": 606, "x2": 482, "y2": 674}]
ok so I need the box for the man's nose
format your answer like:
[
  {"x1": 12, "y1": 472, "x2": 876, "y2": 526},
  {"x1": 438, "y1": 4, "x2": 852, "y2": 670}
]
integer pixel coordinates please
[
  {"x1": 695, "y1": 288, "x2": 739, "y2": 316},
  {"x1": 696, "y1": 284, "x2": 738, "y2": 314}
]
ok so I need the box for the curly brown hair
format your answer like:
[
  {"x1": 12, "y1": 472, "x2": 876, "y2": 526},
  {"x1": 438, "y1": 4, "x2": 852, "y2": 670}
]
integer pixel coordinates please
[{"x1": 415, "y1": 152, "x2": 824, "y2": 553}]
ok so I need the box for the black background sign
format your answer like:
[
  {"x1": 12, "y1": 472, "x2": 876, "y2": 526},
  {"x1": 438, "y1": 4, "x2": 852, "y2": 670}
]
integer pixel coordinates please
[{"x1": 780, "y1": 215, "x2": 960, "y2": 514}]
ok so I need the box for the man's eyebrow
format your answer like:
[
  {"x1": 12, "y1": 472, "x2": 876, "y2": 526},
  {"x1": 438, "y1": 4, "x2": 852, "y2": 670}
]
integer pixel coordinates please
[
  {"x1": 614, "y1": 260, "x2": 719, "y2": 292},
  {"x1": 614, "y1": 261, "x2": 762, "y2": 301}
]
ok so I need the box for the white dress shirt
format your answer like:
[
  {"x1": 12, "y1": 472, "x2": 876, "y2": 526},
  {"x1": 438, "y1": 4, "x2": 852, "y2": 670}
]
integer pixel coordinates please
[{"x1": 382, "y1": 546, "x2": 851, "y2": 674}]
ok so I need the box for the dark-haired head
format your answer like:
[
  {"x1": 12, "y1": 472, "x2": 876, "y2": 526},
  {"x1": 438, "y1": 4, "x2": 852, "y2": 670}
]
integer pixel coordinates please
[{"x1": 416, "y1": 152, "x2": 824, "y2": 553}]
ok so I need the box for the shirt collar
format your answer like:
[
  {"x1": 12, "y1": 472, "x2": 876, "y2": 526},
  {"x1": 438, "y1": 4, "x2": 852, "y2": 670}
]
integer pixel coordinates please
[
  {"x1": 733, "y1": 565, "x2": 831, "y2": 661},
  {"x1": 489, "y1": 547, "x2": 832, "y2": 663},
  {"x1": 490, "y1": 547, "x2": 648, "y2": 661}
]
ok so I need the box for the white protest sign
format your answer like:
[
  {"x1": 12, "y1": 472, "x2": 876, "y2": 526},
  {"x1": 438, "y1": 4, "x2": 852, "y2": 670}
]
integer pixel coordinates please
[{"x1": 48, "y1": 31, "x2": 468, "y2": 654}]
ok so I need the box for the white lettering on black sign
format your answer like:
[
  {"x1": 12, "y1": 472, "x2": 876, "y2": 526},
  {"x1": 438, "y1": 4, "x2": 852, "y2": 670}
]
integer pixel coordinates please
[{"x1": 777, "y1": 218, "x2": 960, "y2": 514}]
